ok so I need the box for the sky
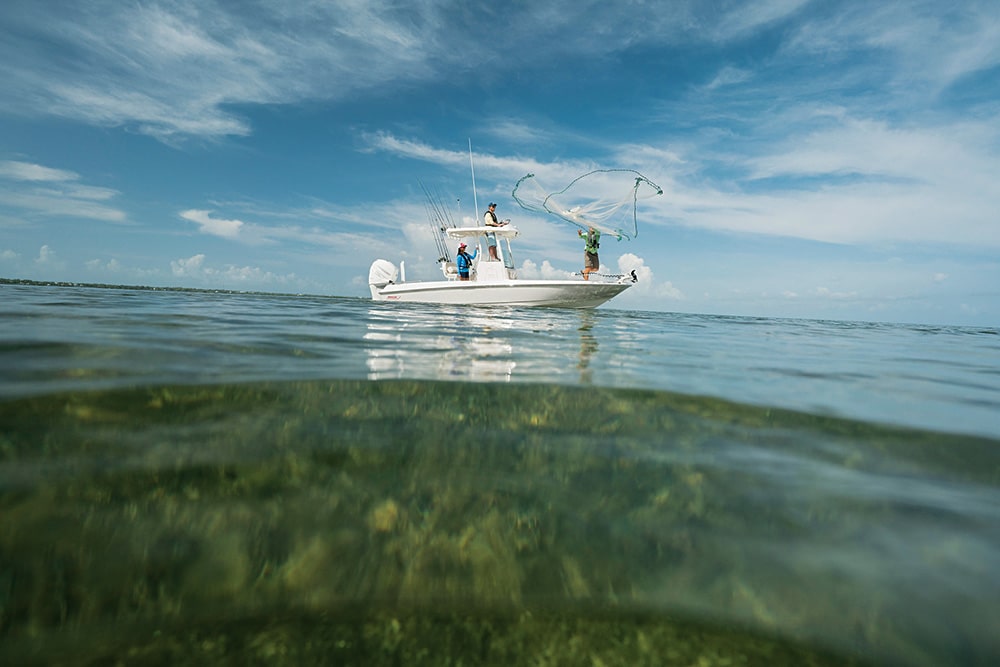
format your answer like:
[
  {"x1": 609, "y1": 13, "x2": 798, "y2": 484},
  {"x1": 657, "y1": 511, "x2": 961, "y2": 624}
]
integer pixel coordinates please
[{"x1": 1, "y1": 0, "x2": 998, "y2": 326}]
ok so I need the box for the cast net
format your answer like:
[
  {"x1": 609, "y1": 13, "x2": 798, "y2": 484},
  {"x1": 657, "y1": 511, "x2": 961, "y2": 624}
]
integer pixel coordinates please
[{"x1": 511, "y1": 169, "x2": 662, "y2": 240}]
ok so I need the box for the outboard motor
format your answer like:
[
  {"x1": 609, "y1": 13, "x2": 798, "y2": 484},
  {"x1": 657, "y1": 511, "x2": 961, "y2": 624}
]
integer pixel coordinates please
[{"x1": 368, "y1": 259, "x2": 398, "y2": 299}]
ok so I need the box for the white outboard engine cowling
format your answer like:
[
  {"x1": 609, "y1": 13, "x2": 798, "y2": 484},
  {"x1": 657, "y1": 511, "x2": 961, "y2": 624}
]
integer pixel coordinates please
[{"x1": 368, "y1": 259, "x2": 399, "y2": 298}]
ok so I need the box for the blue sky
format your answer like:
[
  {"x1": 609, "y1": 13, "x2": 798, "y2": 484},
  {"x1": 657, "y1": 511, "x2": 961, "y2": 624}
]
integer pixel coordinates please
[{"x1": 1, "y1": 1, "x2": 998, "y2": 325}]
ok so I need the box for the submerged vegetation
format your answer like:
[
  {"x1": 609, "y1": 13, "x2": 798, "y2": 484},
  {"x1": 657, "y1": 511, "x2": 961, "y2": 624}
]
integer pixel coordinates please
[{"x1": 4, "y1": 379, "x2": 994, "y2": 664}]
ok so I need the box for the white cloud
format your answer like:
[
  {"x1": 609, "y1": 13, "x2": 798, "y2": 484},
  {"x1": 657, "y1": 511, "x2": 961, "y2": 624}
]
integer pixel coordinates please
[
  {"x1": 0, "y1": 2, "x2": 805, "y2": 142},
  {"x1": 785, "y1": 2, "x2": 1000, "y2": 93},
  {"x1": 0, "y1": 190, "x2": 127, "y2": 223},
  {"x1": 368, "y1": 115, "x2": 999, "y2": 253},
  {"x1": 0, "y1": 160, "x2": 127, "y2": 223},
  {"x1": 629, "y1": 109, "x2": 1000, "y2": 249},
  {"x1": 171, "y1": 254, "x2": 206, "y2": 277},
  {"x1": 617, "y1": 253, "x2": 652, "y2": 282},
  {"x1": 518, "y1": 258, "x2": 576, "y2": 280},
  {"x1": 169, "y1": 252, "x2": 297, "y2": 287},
  {"x1": 180, "y1": 209, "x2": 244, "y2": 238},
  {"x1": 61, "y1": 184, "x2": 120, "y2": 202},
  {"x1": 816, "y1": 286, "x2": 858, "y2": 300},
  {"x1": 1, "y1": 249, "x2": 19, "y2": 260},
  {"x1": 86, "y1": 258, "x2": 118, "y2": 271},
  {"x1": 481, "y1": 118, "x2": 554, "y2": 146},
  {"x1": 35, "y1": 245, "x2": 54, "y2": 263},
  {"x1": 618, "y1": 252, "x2": 684, "y2": 300},
  {"x1": 85, "y1": 257, "x2": 168, "y2": 283},
  {"x1": 218, "y1": 264, "x2": 296, "y2": 285},
  {"x1": 711, "y1": 0, "x2": 811, "y2": 41},
  {"x1": 0, "y1": 2, "x2": 447, "y2": 140},
  {"x1": 1, "y1": 1, "x2": 996, "y2": 148},
  {"x1": 0, "y1": 160, "x2": 79, "y2": 182},
  {"x1": 705, "y1": 66, "x2": 753, "y2": 90}
]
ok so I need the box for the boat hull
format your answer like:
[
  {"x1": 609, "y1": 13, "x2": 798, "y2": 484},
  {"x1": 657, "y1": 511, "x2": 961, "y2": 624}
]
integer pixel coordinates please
[{"x1": 371, "y1": 280, "x2": 632, "y2": 308}]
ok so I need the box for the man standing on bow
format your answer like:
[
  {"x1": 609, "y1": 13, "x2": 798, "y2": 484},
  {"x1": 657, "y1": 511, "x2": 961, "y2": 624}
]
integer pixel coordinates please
[{"x1": 578, "y1": 226, "x2": 600, "y2": 280}]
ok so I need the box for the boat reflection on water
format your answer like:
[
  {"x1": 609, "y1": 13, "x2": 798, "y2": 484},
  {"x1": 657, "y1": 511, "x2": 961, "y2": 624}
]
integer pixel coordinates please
[
  {"x1": 364, "y1": 305, "x2": 518, "y2": 382},
  {"x1": 363, "y1": 304, "x2": 603, "y2": 385}
]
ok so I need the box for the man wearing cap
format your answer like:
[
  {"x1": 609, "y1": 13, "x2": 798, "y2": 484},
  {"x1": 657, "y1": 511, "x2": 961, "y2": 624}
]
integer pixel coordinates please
[
  {"x1": 455, "y1": 242, "x2": 477, "y2": 281},
  {"x1": 483, "y1": 202, "x2": 508, "y2": 261}
]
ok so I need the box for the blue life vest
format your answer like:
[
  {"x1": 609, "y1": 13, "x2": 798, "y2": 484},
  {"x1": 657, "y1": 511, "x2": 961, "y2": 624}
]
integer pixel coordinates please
[{"x1": 456, "y1": 249, "x2": 476, "y2": 273}]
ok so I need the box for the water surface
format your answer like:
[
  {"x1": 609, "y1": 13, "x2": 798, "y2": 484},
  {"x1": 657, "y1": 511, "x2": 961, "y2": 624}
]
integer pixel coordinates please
[{"x1": 1, "y1": 283, "x2": 998, "y2": 665}]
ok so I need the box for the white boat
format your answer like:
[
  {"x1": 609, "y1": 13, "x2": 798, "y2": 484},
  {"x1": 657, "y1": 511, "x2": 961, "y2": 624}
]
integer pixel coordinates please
[{"x1": 368, "y1": 225, "x2": 636, "y2": 308}]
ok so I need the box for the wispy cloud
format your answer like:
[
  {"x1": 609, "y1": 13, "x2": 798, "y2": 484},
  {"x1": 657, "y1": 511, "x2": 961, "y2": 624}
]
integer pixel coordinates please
[
  {"x1": 0, "y1": 160, "x2": 79, "y2": 182},
  {"x1": 705, "y1": 66, "x2": 753, "y2": 90},
  {"x1": 710, "y1": 0, "x2": 811, "y2": 41},
  {"x1": 782, "y1": 2, "x2": 1000, "y2": 94},
  {"x1": 364, "y1": 124, "x2": 999, "y2": 252},
  {"x1": 361, "y1": 132, "x2": 556, "y2": 185},
  {"x1": 6, "y1": 1, "x2": 935, "y2": 143},
  {"x1": 3, "y1": 1, "x2": 996, "y2": 148},
  {"x1": 0, "y1": 160, "x2": 127, "y2": 223},
  {"x1": 479, "y1": 118, "x2": 556, "y2": 146},
  {"x1": 0, "y1": 1, "x2": 451, "y2": 140}
]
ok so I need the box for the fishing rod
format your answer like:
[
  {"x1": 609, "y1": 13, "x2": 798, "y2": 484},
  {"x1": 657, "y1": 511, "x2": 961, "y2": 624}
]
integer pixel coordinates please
[
  {"x1": 420, "y1": 180, "x2": 452, "y2": 263},
  {"x1": 469, "y1": 138, "x2": 479, "y2": 225}
]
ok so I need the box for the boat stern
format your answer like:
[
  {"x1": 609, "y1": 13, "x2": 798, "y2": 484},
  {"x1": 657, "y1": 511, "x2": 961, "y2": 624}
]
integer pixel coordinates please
[{"x1": 368, "y1": 259, "x2": 398, "y2": 300}]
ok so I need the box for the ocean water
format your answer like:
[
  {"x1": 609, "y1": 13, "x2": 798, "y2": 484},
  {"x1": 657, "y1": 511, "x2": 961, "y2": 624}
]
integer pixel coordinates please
[{"x1": 1, "y1": 282, "x2": 998, "y2": 666}]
